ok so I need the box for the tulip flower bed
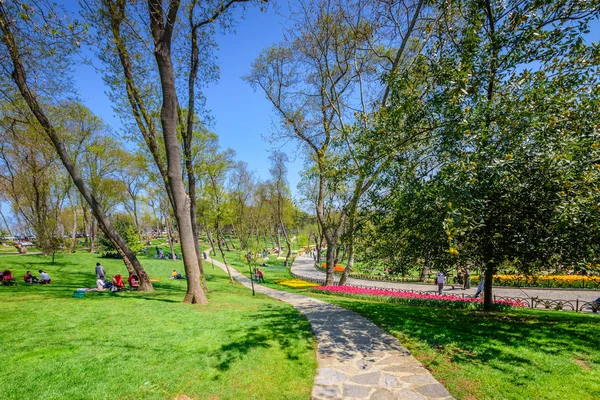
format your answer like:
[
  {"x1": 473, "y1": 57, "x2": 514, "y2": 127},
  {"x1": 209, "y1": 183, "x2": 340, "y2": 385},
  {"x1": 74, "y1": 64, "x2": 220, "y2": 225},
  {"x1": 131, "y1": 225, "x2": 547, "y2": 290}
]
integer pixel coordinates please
[
  {"x1": 320, "y1": 263, "x2": 346, "y2": 272},
  {"x1": 311, "y1": 285, "x2": 526, "y2": 310},
  {"x1": 274, "y1": 279, "x2": 319, "y2": 288},
  {"x1": 472, "y1": 274, "x2": 600, "y2": 289}
]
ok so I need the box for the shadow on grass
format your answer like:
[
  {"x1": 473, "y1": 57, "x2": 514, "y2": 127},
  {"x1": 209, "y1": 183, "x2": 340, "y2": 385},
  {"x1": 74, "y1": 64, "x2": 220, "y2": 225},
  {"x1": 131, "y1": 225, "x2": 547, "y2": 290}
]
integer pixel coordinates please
[
  {"x1": 329, "y1": 297, "x2": 600, "y2": 370},
  {"x1": 211, "y1": 305, "x2": 314, "y2": 374}
]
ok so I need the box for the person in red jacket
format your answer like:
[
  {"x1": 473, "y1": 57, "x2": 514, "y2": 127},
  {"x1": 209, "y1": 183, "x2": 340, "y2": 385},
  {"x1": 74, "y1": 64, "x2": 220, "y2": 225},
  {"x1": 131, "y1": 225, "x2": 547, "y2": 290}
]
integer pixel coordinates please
[
  {"x1": 2, "y1": 270, "x2": 16, "y2": 285},
  {"x1": 23, "y1": 270, "x2": 39, "y2": 284},
  {"x1": 256, "y1": 268, "x2": 265, "y2": 283}
]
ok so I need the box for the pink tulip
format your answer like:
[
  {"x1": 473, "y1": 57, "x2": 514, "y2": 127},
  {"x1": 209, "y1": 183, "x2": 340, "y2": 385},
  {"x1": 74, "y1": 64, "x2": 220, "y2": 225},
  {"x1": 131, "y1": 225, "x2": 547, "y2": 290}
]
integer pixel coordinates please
[{"x1": 312, "y1": 285, "x2": 525, "y2": 307}]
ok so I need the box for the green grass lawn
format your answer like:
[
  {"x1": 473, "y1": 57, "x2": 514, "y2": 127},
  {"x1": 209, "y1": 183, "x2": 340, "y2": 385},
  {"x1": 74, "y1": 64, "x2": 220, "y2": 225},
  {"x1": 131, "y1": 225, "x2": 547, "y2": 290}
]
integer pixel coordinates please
[
  {"x1": 311, "y1": 294, "x2": 600, "y2": 400},
  {"x1": 209, "y1": 249, "x2": 295, "y2": 287},
  {"x1": 0, "y1": 249, "x2": 317, "y2": 400},
  {"x1": 215, "y1": 248, "x2": 600, "y2": 400}
]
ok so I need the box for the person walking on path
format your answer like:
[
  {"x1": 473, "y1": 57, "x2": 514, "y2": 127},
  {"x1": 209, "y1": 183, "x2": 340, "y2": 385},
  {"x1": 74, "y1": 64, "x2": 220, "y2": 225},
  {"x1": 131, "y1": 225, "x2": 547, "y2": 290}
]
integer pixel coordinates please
[
  {"x1": 95, "y1": 262, "x2": 106, "y2": 280},
  {"x1": 435, "y1": 271, "x2": 446, "y2": 295},
  {"x1": 256, "y1": 268, "x2": 265, "y2": 283},
  {"x1": 475, "y1": 270, "x2": 485, "y2": 297},
  {"x1": 463, "y1": 268, "x2": 471, "y2": 289}
]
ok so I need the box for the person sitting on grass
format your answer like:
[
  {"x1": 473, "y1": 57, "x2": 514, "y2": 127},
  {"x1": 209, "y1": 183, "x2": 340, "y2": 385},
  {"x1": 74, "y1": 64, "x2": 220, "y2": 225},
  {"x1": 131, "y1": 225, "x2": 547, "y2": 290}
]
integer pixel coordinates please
[
  {"x1": 112, "y1": 274, "x2": 125, "y2": 291},
  {"x1": 24, "y1": 271, "x2": 39, "y2": 284},
  {"x1": 38, "y1": 270, "x2": 51, "y2": 284},
  {"x1": 2, "y1": 270, "x2": 16, "y2": 285},
  {"x1": 171, "y1": 270, "x2": 183, "y2": 280},
  {"x1": 127, "y1": 273, "x2": 139, "y2": 290}
]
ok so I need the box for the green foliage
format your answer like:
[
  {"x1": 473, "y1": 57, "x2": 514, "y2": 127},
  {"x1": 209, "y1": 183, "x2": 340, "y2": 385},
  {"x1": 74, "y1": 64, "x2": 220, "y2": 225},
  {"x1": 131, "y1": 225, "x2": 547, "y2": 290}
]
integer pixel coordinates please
[
  {"x1": 367, "y1": 1, "x2": 600, "y2": 279},
  {"x1": 99, "y1": 214, "x2": 143, "y2": 253}
]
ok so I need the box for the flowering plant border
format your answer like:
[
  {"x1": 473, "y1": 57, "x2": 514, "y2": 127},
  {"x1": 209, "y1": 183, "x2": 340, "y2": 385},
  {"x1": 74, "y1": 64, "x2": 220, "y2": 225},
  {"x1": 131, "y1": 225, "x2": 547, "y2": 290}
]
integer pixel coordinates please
[{"x1": 311, "y1": 285, "x2": 526, "y2": 310}]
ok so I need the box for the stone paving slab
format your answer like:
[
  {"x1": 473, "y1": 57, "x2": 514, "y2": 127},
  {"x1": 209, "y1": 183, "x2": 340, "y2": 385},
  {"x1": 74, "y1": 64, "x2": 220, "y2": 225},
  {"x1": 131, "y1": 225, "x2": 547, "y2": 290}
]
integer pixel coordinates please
[{"x1": 208, "y1": 255, "x2": 454, "y2": 400}]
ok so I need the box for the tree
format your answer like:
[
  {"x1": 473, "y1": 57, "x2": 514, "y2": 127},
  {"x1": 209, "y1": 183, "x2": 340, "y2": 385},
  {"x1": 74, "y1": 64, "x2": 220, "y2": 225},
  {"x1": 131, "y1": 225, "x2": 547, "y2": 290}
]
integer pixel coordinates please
[
  {"x1": 198, "y1": 139, "x2": 236, "y2": 284},
  {"x1": 373, "y1": 0, "x2": 600, "y2": 309},
  {"x1": 229, "y1": 161, "x2": 255, "y2": 250},
  {"x1": 99, "y1": 213, "x2": 144, "y2": 254},
  {"x1": 247, "y1": 0, "x2": 437, "y2": 285},
  {"x1": 0, "y1": 104, "x2": 67, "y2": 258},
  {"x1": 87, "y1": 0, "x2": 257, "y2": 303},
  {"x1": 118, "y1": 152, "x2": 149, "y2": 238},
  {"x1": 267, "y1": 151, "x2": 294, "y2": 265},
  {"x1": 0, "y1": 2, "x2": 153, "y2": 289}
]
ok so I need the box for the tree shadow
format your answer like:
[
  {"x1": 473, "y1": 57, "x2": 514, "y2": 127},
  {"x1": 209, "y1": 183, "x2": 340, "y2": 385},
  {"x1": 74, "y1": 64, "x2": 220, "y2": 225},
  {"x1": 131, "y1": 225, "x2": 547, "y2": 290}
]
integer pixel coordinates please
[
  {"x1": 210, "y1": 305, "x2": 315, "y2": 375},
  {"x1": 327, "y1": 298, "x2": 600, "y2": 371}
]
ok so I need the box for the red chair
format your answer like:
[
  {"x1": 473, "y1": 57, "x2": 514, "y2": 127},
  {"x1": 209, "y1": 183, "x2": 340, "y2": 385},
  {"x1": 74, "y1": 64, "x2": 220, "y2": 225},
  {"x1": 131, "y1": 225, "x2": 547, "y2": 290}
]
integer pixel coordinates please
[
  {"x1": 112, "y1": 275, "x2": 125, "y2": 291},
  {"x1": 127, "y1": 274, "x2": 140, "y2": 291}
]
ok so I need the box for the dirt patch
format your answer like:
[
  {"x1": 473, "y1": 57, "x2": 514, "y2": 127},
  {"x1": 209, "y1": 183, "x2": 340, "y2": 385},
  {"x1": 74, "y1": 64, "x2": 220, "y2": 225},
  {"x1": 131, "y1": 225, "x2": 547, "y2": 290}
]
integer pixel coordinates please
[{"x1": 574, "y1": 358, "x2": 591, "y2": 370}]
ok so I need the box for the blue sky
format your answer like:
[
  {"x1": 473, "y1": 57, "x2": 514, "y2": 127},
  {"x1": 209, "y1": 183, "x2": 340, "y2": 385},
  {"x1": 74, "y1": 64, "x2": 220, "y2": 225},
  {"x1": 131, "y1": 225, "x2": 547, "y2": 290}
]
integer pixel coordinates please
[{"x1": 72, "y1": 3, "x2": 305, "y2": 194}]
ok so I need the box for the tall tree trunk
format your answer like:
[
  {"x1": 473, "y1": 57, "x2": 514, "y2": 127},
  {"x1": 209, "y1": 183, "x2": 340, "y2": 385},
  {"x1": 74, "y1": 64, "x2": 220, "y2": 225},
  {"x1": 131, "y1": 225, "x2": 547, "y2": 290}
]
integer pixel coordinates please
[
  {"x1": 223, "y1": 233, "x2": 231, "y2": 251},
  {"x1": 275, "y1": 225, "x2": 282, "y2": 255},
  {"x1": 338, "y1": 240, "x2": 354, "y2": 285},
  {"x1": 0, "y1": 208, "x2": 11, "y2": 235},
  {"x1": 206, "y1": 230, "x2": 216, "y2": 256},
  {"x1": 216, "y1": 227, "x2": 234, "y2": 284},
  {"x1": 279, "y1": 219, "x2": 292, "y2": 267},
  {"x1": 325, "y1": 244, "x2": 337, "y2": 286},
  {"x1": 155, "y1": 209, "x2": 161, "y2": 238},
  {"x1": 338, "y1": 176, "x2": 363, "y2": 285},
  {"x1": 184, "y1": 4, "x2": 209, "y2": 291},
  {"x1": 133, "y1": 196, "x2": 141, "y2": 238},
  {"x1": 227, "y1": 233, "x2": 237, "y2": 250},
  {"x1": 82, "y1": 208, "x2": 89, "y2": 247},
  {"x1": 70, "y1": 207, "x2": 78, "y2": 253},
  {"x1": 149, "y1": 0, "x2": 207, "y2": 303},
  {"x1": 314, "y1": 173, "x2": 337, "y2": 285},
  {"x1": 483, "y1": 255, "x2": 495, "y2": 311},
  {"x1": 165, "y1": 215, "x2": 176, "y2": 261},
  {"x1": 0, "y1": 14, "x2": 153, "y2": 290},
  {"x1": 315, "y1": 233, "x2": 322, "y2": 265},
  {"x1": 420, "y1": 253, "x2": 431, "y2": 282},
  {"x1": 90, "y1": 218, "x2": 96, "y2": 253}
]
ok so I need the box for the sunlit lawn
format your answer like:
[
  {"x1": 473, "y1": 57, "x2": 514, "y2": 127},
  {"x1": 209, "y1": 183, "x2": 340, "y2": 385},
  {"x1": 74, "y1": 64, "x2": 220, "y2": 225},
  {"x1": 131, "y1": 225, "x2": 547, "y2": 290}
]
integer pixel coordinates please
[
  {"x1": 0, "y1": 248, "x2": 316, "y2": 400},
  {"x1": 216, "y1": 246, "x2": 600, "y2": 400},
  {"x1": 315, "y1": 296, "x2": 600, "y2": 400}
]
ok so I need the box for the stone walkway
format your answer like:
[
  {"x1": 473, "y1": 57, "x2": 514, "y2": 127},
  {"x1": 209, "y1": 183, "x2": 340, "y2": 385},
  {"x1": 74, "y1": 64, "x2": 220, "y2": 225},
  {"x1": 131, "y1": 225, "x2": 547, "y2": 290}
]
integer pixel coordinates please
[
  {"x1": 292, "y1": 257, "x2": 600, "y2": 304},
  {"x1": 208, "y1": 255, "x2": 454, "y2": 400}
]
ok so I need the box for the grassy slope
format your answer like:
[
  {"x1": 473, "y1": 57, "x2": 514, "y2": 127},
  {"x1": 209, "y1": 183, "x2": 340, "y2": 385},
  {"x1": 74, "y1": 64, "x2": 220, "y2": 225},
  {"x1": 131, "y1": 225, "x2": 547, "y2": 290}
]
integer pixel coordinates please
[
  {"x1": 0, "y1": 248, "x2": 316, "y2": 400},
  {"x1": 216, "y1": 248, "x2": 600, "y2": 400},
  {"x1": 317, "y1": 297, "x2": 600, "y2": 400}
]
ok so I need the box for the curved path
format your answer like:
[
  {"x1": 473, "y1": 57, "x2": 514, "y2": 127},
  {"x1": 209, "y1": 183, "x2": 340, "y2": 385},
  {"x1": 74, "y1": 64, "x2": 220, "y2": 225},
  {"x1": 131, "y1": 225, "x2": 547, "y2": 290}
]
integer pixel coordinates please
[
  {"x1": 292, "y1": 257, "x2": 600, "y2": 304},
  {"x1": 208, "y1": 255, "x2": 454, "y2": 400}
]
